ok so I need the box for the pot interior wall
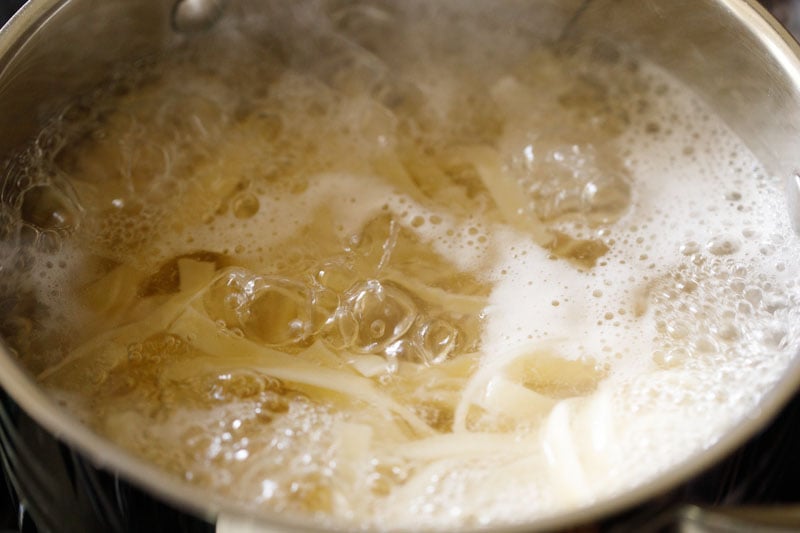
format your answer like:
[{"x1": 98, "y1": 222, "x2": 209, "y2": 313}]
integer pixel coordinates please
[
  {"x1": 568, "y1": 0, "x2": 800, "y2": 182},
  {"x1": 0, "y1": 0, "x2": 175, "y2": 154},
  {"x1": 3, "y1": 0, "x2": 800, "y2": 172},
  {"x1": 0, "y1": 0, "x2": 582, "y2": 157}
]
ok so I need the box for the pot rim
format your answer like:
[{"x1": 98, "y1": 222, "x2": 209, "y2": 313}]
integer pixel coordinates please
[{"x1": 1, "y1": 0, "x2": 800, "y2": 531}]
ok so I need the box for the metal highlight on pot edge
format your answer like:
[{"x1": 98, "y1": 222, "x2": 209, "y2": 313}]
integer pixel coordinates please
[
  {"x1": 1, "y1": 1, "x2": 800, "y2": 531},
  {"x1": 172, "y1": 0, "x2": 227, "y2": 34}
]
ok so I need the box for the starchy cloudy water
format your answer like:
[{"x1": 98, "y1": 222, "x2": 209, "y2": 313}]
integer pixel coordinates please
[{"x1": 0, "y1": 2, "x2": 799, "y2": 530}]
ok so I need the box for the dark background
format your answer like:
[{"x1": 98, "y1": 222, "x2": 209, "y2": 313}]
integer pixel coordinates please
[
  {"x1": 763, "y1": 0, "x2": 800, "y2": 34},
  {"x1": 0, "y1": 2, "x2": 25, "y2": 25}
]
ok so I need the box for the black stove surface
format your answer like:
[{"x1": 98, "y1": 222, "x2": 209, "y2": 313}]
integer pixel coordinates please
[{"x1": 1, "y1": 1, "x2": 800, "y2": 532}]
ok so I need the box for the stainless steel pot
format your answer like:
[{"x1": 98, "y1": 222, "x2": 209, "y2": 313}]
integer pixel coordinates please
[{"x1": 1, "y1": 1, "x2": 800, "y2": 531}]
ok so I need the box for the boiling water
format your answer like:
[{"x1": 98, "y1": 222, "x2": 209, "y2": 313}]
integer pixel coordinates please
[{"x1": 1, "y1": 2, "x2": 800, "y2": 530}]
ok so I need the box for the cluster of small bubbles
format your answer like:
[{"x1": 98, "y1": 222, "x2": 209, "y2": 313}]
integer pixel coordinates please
[
  {"x1": 127, "y1": 332, "x2": 187, "y2": 364},
  {"x1": 157, "y1": 390, "x2": 340, "y2": 507},
  {"x1": 514, "y1": 142, "x2": 632, "y2": 227},
  {"x1": 648, "y1": 250, "x2": 795, "y2": 372},
  {"x1": 706, "y1": 235, "x2": 740, "y2": 256},
  {"x1": 199, "y1": 216, "x2": 480, "y2": 370},
  {"x1": 204, "y1": 268, "x2": 315, "y2": 348},
  {"x1": 0, "y1": 152, "x2": 83, "y2": 264}
]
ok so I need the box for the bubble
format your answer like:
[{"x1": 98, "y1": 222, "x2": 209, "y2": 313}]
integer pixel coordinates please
[
  {"x1": 209, "y1": 370, "x2": 286, "y2": 402},
  {"x1": 693, "y1": 335, "x2": 719, "y2": 354},
  {"x1": 232, "y1": 193, "x2": 260, "y2": 219},
  {"x1": 20, "y1": 184, "x2": 81, "y2": 232},
  {"x1": 666, "y1": 321, "x2": 689, "y2": 339},
  {"x1": 580, "y1": 174, "x2": 631, "y2": 222},
  {"x1": 728, "y1": 278, "x2": 746, "y2": 294},
  {"x1": 415, "y1": 318, "x2": 459, "y2": 365},
  {"x1": 242, "y1": 280, "x2": 312, "y2": 346},
  {"x1": 753, "y1": 323, "x2": 788, "y2": 349},
  {"x1": 744, "y1": 287, "x2": 762, "y2": 307},
  {"x1": 204, "y1": 268, "x2": 313, "y2": 346},
  {"x1": 314, "y1": 260, "x2": 358, "y2": 293},
  {"x1": 653, "y1": 347, "x2": 688, "y2": 368},
  {"x1": 725, "y1": 191, "x2": 742, "y2": 201},
  {"x1": 310, "y1": 287, "x2": 340, "y2": 331},
  {"x1": 369, "y1": 319, "x2": 387, "y2": 338},
  {"x1": 343, "y1": 280, "x2": 416, "y2": 354},
  {"x1": 713, "y1": 322, "x2": 739, "y2": 342},
  {"x1": 680, "y1": 241, "x2": 700, "y2": 255},
  {"x1": 520, "y1": 143, "x2": 632, "y2": 225},
  {"x1": 763, "y1": 294, "x2": 789, "y2": 314},
  {"x1": 706, "y1": 236, "x2": 740, "y2": 256},
  {"x1": 333, "y1": 308, "x2": 359, "y2": 349},
  {"x1": 33, "y1": 230, "x2": 63, "y2": 253}
]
